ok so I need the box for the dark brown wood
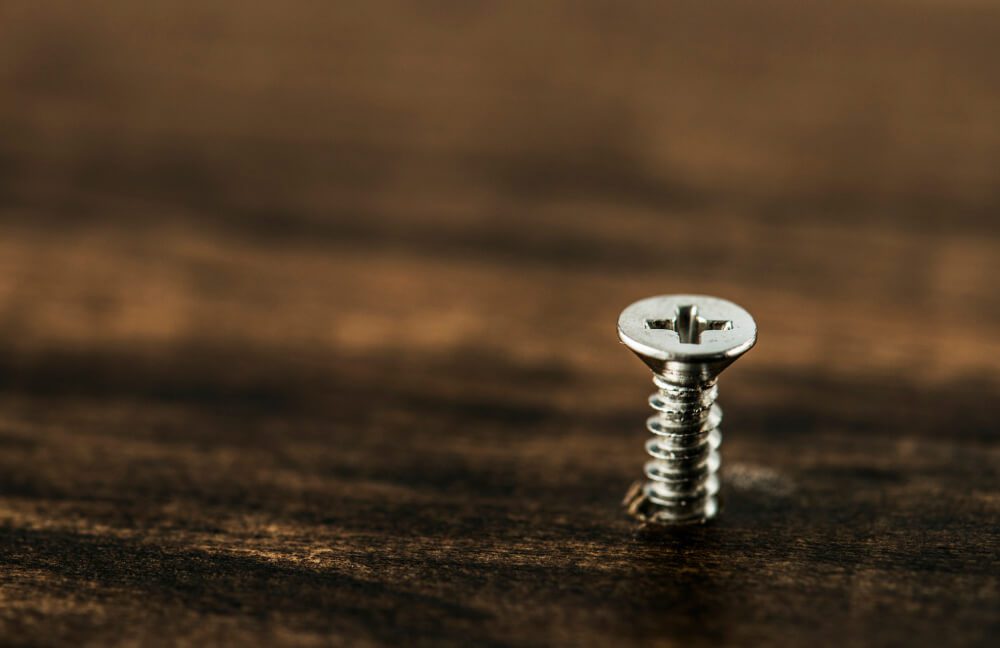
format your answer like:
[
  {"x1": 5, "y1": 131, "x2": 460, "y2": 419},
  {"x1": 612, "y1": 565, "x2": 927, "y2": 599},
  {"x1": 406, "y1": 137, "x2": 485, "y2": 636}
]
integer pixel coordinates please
[{"x1": 0, "y1": 1, "x2": 998, "y2": 645}]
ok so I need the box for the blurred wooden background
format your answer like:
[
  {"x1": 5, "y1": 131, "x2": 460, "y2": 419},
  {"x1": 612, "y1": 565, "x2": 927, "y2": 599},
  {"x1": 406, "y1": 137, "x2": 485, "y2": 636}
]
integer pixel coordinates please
[{"x1": 0, "y1": 1, "x2": 998, "y2": 646}]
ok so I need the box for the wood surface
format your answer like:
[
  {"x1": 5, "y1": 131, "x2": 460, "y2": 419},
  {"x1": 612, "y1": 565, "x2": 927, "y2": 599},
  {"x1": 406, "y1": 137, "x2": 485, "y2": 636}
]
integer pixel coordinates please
[{"x1": 0, "y1": 1, "x2": 998, "y2": 646}]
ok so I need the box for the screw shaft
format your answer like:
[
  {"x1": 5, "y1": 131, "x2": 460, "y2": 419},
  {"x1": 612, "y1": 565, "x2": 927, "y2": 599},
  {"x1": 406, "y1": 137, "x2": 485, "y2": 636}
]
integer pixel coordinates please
[{"x1": 628, "y1": 372, "x2": 722, "y2": 524}]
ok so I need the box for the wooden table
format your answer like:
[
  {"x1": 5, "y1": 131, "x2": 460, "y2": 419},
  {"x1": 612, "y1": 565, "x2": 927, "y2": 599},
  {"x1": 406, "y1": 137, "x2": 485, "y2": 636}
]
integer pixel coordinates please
[{"x1": 1, "y1": 2, "x2": 998, "y2": 645}]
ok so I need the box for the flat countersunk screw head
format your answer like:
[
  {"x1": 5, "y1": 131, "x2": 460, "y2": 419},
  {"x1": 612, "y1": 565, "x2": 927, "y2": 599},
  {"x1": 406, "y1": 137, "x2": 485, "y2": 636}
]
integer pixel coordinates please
[
  {"x1": 618, "y1": 294, "x2": 756, "y2": 376},
  {"x1": 617, "y1": 295, "x2": 757, "y2": 525}
]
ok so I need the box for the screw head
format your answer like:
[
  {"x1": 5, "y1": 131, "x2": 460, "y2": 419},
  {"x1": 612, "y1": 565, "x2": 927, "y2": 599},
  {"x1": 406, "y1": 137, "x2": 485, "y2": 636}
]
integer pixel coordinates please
[{"x1": 618, "y1": 295, "x2": 757, "y2": 374}]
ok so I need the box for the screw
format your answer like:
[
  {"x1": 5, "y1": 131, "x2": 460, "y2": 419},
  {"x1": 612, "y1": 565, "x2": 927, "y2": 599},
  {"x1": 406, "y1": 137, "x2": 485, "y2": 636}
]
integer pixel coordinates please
[{"x1": 617, "y1": 295, "x2": 757, "y2": 525}]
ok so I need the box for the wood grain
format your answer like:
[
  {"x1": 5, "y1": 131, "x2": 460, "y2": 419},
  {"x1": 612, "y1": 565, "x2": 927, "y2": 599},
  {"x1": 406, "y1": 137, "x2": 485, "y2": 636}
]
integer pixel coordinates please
[{"x1": 0, "y1": 1, "x2": 998, "y2": 646}]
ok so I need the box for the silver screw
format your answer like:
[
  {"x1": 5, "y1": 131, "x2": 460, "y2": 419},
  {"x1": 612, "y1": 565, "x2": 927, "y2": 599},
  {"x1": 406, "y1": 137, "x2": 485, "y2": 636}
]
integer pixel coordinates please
[{"x1": 617, "y1": 295, "x2": 757, "y2": 525}]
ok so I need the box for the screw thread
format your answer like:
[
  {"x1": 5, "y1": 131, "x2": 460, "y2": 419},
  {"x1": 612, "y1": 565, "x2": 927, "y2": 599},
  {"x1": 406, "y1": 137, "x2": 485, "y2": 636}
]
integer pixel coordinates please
[{"x1": 627, "y1": 373, "x2": 722, "y2": 524}]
